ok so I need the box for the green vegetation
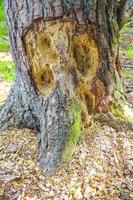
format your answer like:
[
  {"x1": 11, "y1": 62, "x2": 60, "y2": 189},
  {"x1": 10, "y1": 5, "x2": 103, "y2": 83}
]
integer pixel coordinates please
[
  {"x1": 0, "y1": 0, "x2": 9, "y2": 51},
  {"x1": 0, "y1": 61, "x2": 15, "y2": 81},
  {"x1": 0, "y1": 1, "x2": 14, "y2": 81},
  {"x1": 122, "y1": 24, "x2": 129, "y2": 32},
  {"x1": 127, "y1": 44, "x2": 133, "y2": 59},
  {"x1": 0, "y1": 0, "x2": 5, "y2": 21},
  {"x1": 123, "y1": 68, "x2": 133, "y2": 78},
  {"x1": 116, "y1": 187, "x2": 125, "y2": 198}
]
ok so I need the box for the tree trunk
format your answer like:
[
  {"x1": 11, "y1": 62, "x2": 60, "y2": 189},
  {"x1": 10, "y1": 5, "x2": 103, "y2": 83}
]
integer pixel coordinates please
[{"x1": 0, "y1": 0, "x2": 132, "y2": 173}]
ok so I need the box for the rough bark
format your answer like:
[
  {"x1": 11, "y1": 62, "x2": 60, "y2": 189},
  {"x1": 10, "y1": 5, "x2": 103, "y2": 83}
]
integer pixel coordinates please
[
  {"x1": 0, "y1": 0, "x2": 132, "y2": 173},
  {"x1": 117, "y1": 0, "x2": 133, "y2": 28}
]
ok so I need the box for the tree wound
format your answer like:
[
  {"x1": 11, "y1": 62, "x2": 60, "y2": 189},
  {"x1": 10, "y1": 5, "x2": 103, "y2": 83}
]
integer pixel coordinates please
[
  {"x1": 73, "y1": 33, "x2": 99, "y2": 76},
  {"x1": 23, "y1": 20, "x2": 100, "y2": 116},
  {"x1": 73, "y1": 33, "x2": 100, "y2": 116},
  {"x1": 24, "y1": 23, "x2": 57, "y2": 95}
]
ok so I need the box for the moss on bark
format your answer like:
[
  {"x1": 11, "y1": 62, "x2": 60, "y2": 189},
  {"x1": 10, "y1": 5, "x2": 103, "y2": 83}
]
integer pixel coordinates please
[
  {"x1": 112, "y1": 104, "x2": 133, "y2": 123},
  {"x1": 61, "y1": 98, "x2": 81, "y2": 163}
]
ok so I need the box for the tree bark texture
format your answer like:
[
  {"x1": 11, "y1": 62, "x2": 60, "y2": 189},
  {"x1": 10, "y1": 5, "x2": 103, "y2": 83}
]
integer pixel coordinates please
[{"x1": 0, "y1": 0, "x2": 131, "y2": 172}]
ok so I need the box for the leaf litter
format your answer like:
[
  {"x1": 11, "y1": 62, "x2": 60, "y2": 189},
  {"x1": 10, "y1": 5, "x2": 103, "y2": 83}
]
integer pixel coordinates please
[{"x1": 0, "y1": 122, "x2": 132, "y2": 200}]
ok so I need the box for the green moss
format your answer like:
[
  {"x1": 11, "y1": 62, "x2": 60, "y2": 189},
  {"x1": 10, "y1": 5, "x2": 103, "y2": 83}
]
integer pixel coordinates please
[
  {"x1": 61, "y1": 98, "x2": 81, "y2": 162},
  {"x1": 120, "y1": 15, "x2": 129, "y2": 29},
  {"x1": 112, "y1": 104, "x2": 133, "y2": 123},
  {"x1": 122, "y1": 24, "x2": 129, "y2": 32},
  {"x1": 112, "y1": 105, "x2": 124, "y2": 118}
]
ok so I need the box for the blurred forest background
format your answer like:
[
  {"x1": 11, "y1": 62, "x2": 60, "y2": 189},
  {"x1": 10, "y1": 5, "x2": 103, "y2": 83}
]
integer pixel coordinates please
[{"x1": 0, "y1": 0, "x2": 14, "y2": 83}]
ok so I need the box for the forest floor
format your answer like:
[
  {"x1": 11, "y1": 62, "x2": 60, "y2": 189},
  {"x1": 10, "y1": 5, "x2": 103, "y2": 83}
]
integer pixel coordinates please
[{"x1": 0, "y1": 25, "x2": 133, "y2": 200}]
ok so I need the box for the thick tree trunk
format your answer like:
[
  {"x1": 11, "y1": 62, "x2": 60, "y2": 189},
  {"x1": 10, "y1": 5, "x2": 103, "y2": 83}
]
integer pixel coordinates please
[{"x1": 0, "y1": 0, "x2": 132, "y2": 173}]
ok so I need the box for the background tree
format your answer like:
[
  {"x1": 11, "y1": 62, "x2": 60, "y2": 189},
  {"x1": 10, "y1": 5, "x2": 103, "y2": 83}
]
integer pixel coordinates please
[{"x1": 0, "y1": 0, "x2": 133, "y2": 173}]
